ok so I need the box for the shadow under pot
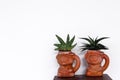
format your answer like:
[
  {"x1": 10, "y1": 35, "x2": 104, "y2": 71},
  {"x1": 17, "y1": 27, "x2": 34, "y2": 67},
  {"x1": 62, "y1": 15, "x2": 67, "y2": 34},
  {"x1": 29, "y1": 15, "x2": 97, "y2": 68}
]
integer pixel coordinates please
[
  {"x1": 85, "y1": 50, "x2": 109, "y2": 76},
  {"x1": 56, "y1": 51, "x2": 80, "y2": 77}
]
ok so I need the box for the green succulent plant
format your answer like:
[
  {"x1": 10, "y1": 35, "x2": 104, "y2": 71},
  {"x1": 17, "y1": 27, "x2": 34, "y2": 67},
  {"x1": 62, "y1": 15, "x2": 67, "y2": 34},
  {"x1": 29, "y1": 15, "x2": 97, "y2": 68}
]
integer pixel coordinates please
[
  {"x1": 54, "y1": 34, "x2": 77, "y2": 51},
  {"x1": 80, "y1": 36, "x2": 109, "y2": 51}
]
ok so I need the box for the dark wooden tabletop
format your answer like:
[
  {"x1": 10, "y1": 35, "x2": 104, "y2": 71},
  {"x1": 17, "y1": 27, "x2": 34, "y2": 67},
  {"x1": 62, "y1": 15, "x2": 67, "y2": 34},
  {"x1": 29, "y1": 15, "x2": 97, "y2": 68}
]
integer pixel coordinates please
[{"x1": 54, "y1": 74, "x2": 112, "y2": 80}]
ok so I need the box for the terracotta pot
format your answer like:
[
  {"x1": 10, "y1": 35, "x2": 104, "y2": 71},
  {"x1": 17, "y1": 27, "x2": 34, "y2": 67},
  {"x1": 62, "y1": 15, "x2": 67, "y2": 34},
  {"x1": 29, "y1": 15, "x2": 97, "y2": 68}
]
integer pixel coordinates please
[
  {"x1": 85, "y1": 50, "x2": 109, "y2": 76},
  {"x1": 56, "y1": 51, "x2": 80, "y2": 77}
]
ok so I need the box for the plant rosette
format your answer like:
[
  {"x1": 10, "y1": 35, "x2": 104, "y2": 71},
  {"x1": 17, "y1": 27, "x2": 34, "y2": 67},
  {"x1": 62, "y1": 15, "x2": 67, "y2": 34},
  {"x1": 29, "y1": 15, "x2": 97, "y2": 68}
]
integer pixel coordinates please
[
  {"x1": 54, "y1": 34, "x2": 80, "y2": 77},
  {"x1": 80, "y1": 36, "x2": 110, "y2": 76}
]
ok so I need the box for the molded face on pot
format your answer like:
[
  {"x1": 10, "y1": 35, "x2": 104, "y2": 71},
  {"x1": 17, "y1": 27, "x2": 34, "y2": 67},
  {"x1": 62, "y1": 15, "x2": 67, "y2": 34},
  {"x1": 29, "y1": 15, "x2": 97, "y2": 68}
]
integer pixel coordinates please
[
  {"x1": 57, "y1": 54, "x2": 74, "y2": 65},
  {"x1": 86, "y1": 52, "x2": 103, "y2": 65}
]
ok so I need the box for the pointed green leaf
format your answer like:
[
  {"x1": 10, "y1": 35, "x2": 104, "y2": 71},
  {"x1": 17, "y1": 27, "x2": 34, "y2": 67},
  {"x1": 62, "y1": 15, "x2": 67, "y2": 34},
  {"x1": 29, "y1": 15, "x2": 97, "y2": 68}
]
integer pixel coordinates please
[
  {"x1": 81, "y1": 48, "x2": 88, "y2": 51},
  {"x1": 95, "y1": 36, "x2": 98, "y2": 44},
  {"x1": 96, "y1": 37, "x2": 109, "y2": 44},
  {"x1": 97, "y1": 44, "x2": 108, "y2": 50},
  {"x1": 72, "y1": 43, "x2": 77, "y2": 48},
  {"x1": 88, "y1": 36, "x2": 95, "y2": 45},
  {"x1": 69, "y1": 35, "x2": 75, "y2": 46},
  {"x1": 56, "y1": 35, "x2": 65, "y2": 45},
  {"x1": 80, "y1": 37, "x2": 93, "y2": 44},
  {"x1": 55, "y1": 48, "x2": 59, "y2": 50},
  {"x1": 54, "y1": 44, "x2": 61, "y2": 47},
  {"x1": 66, "y1": 34, "x2": 70, "y2": 44}
]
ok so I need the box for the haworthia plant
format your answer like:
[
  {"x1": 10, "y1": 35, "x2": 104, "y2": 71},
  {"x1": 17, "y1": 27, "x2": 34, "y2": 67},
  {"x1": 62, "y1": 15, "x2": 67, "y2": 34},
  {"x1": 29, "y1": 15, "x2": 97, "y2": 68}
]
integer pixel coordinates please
[
  {"x1": 54, "y1": 34, "x2": 77, "y2": 51},
  {"x1": 80, "y1": 36, "x2": 109, "y2": 51}
]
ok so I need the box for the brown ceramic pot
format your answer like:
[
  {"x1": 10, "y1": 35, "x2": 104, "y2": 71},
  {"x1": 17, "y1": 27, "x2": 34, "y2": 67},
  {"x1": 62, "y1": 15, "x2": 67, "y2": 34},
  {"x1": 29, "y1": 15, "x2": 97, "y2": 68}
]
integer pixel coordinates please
[
  {"x1": 56, "y1": 51, "x2": 80, "y2": 77},
  {"x1": 85, "y1": 50, "x2": 109, "y2": 76}
]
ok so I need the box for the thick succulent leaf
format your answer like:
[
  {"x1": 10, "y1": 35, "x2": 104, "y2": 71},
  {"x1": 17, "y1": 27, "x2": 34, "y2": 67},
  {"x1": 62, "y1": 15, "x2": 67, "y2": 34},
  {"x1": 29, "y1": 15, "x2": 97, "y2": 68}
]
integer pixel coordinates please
[
  {"x1": 69, "y1": 35, "x2": 75, "y2": 46},
  {"x1": 97, "y1": 44, "x2": 108, "y2": 50},
  {"x1": 80, "y1": 37, "x2": 93, "y2": 45},
  {"x1": 81, "y1": 43, "x2": 97, "y2": 50},
  {"x1": 88, "y1": 36, "x2": 95, "y2": 45},
  {"x1": 54, "y1": 44, "x2": 61, "y2": 47},
  {"x1": 72, "y1": 43, "x2": 77, "y2": 48},
  {"x1": 87, "y1": 46, "x2": 96, "y2": 50},
  {"x1": 66, "y1": 34, "x2": 70, "y2": 44},
  {"x1": 95, "y1": 37, "x2": 109, "y2": 44},
  {"x1": 55, "y1": 48, "x2": 59, "y2": 50},
  {"x1": 81, "y1": 43, "x2": 91, "y2": 47},
  {"x1": 95, "y1": 36, "x2": 98, "y2": 44},
  {"x1": 81, "y1": 48, "x2": 88, "y2": 51},
  {"x1": 56, "y1": 35, "x2": 65, "y2": 45},
  {"x1": 54, "y1": 44, "x2": 61, "y2": 50}
]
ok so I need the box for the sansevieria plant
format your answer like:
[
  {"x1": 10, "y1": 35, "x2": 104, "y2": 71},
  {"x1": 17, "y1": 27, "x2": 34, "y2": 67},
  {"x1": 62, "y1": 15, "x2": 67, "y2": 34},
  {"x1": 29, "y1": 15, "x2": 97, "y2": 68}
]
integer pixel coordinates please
[
  {"x1": 80, "y1": 36, "x2": 110, "y2": 76},
  {"x1": 54, "y1": 34, "x2": 77, "y2": 51},
  {"x1": 54, "y1": 34, "x2": 80, "y2": 77}
]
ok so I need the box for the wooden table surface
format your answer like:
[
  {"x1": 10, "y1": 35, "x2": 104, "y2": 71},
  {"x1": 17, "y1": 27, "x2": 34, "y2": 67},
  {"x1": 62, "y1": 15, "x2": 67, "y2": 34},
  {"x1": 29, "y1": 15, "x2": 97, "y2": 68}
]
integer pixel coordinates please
[{"x1": 54, "y1": 74, "x2": 112, "y2": 80}]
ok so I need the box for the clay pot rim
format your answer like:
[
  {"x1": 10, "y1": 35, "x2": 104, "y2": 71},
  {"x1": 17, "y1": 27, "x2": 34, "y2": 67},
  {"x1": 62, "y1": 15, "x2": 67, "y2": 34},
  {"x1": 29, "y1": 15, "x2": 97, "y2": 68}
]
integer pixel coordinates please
[
  {"x1": 59, "y1": 50, "x2": 71, "y2": 51},
  {"x1": 87, "y1": 50, "x2": 104, "y2": 53},
  {"x1": 58, "y1": 50, "x2": 73, "y2": 54}
]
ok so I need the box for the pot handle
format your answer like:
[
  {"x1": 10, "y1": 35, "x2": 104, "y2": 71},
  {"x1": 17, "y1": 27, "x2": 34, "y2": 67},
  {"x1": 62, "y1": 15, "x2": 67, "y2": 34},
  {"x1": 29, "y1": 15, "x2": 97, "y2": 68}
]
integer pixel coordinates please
[
  {"x1": 73, "y1": 54, "x2": 80, "y2": 72},
  {"x1": 102, "y1": 53, "x2": 110, "y2": 71}
]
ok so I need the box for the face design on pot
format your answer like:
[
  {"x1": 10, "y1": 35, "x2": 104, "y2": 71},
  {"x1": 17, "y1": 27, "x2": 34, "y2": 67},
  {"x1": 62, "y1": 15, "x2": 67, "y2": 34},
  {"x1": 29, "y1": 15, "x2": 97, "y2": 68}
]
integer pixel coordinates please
[
  {"x1": 57, "y1": 54, "x2": 74, "y2": 65},
  {"x1": 86, "y1": 54, "x2": 103, "y2": 65}
]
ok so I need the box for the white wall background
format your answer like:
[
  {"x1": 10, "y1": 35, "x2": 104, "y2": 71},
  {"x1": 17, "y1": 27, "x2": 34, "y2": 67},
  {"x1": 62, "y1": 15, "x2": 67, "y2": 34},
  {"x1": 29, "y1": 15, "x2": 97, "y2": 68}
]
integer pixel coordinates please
[{"x1": 0, "y1": 0, "x2": 119, "y2": 80}]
